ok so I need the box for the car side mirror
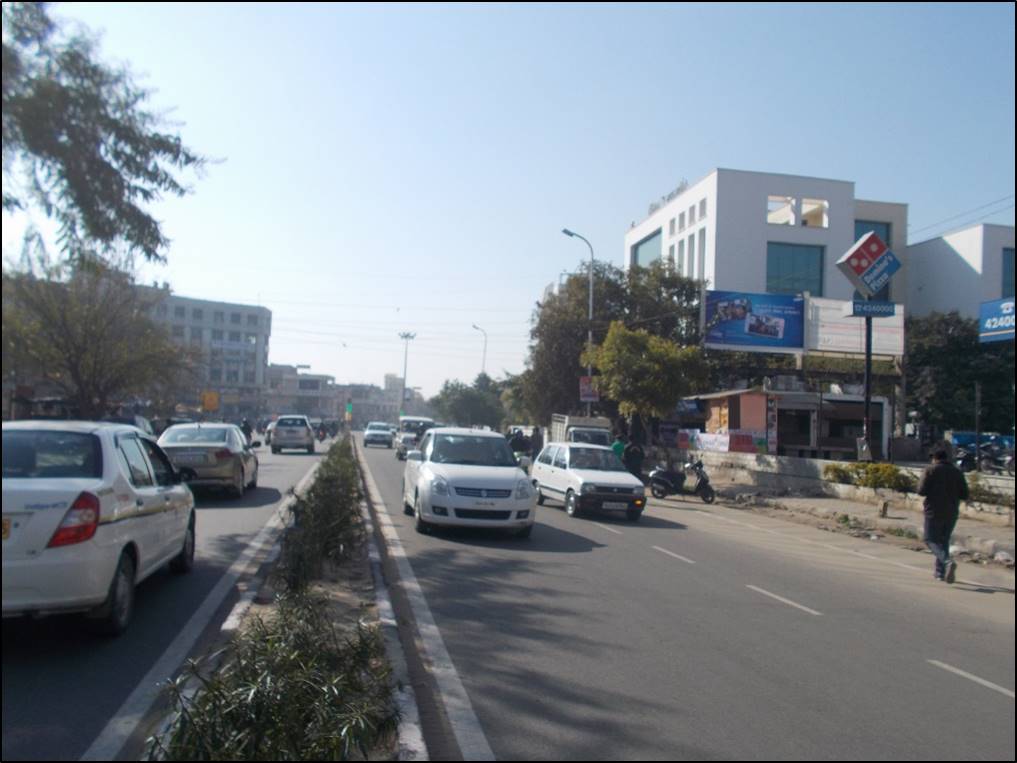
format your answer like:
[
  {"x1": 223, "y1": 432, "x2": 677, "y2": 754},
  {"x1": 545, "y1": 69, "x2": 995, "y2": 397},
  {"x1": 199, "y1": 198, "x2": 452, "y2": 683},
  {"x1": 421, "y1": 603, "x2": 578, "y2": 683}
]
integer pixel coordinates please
[
  {"x1": 407, "y1": 450, "x2": 423, "y2": 462},
  {"x1": 176, "y1": 467, "x2": 199, "y2": 484}
]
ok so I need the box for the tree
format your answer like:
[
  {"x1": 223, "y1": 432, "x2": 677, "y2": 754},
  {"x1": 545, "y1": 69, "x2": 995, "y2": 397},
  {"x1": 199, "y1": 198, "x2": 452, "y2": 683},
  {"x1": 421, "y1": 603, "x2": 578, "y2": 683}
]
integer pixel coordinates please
[
  {"x1": 3, "y1": 259, "x2": 203, "y2": 418},
  {"x1": 2, "y1": 2, "x2": 206, "y2": 264},
  {"x1": 582, "y1": 321, "x2": 708, "y2": 419},
  {"x1": 905, "y1": 311, "x2": 1014, "y2": 434},
  {"x1": 428, "y1": 373, "x2": 506, "y2": 429}
]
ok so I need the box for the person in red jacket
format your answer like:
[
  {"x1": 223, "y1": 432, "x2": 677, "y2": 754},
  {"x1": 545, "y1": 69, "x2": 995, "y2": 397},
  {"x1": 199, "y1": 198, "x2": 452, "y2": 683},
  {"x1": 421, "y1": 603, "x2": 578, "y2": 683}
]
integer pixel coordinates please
[{"x1": 917, "y1": 447, "x2": 969, "y2": 584}]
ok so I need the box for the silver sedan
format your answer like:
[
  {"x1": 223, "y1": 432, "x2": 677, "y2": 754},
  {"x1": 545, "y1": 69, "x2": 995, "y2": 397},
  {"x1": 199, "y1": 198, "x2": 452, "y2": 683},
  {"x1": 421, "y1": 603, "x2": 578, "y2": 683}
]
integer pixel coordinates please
[{"x1": 158, "y1": 424, "x2": 260, "y2": 497}]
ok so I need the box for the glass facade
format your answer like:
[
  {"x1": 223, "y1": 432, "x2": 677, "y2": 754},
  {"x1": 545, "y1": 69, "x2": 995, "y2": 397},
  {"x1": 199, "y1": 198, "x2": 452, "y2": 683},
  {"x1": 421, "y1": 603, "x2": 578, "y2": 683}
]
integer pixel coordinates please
[
  {"x1": 631, "y1": 229, "x2": 662, "y2": 267},
  {"x1": 767, "y1": 242, "x2": 824, "y2": 296}
]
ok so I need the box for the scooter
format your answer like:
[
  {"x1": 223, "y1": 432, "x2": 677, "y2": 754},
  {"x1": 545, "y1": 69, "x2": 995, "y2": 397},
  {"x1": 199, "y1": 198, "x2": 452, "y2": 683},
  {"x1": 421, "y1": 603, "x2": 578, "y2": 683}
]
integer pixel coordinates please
[
  {"x1": 648, "y1": 460, "x2": 716, "y2": 504},
  {"x1": 978, "y1": 442, "x2": 1015, "y2": 476},
  {"x1": 955, "y1": 446, "x2": 977, "y2": 473}
]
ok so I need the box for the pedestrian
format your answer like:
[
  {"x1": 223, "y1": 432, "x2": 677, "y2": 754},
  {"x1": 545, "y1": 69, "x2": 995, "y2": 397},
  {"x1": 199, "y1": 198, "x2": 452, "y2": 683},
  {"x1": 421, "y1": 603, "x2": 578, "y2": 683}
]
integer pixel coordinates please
[
  {"x1": 611, "y1": 433, "x2": 626, "y2": 461},
  {"x1": 530, "y1": 427, "x2": 544, "y2": 461},
  {"x1": 240, "y1": 418, "x2": 253, "y2": 444},
  {"x1": 917, "y1": 446, "x2": 969, "y2": 583},
  {"x1": 623, "y1": 438, "x2": 646, "y2": 482}
]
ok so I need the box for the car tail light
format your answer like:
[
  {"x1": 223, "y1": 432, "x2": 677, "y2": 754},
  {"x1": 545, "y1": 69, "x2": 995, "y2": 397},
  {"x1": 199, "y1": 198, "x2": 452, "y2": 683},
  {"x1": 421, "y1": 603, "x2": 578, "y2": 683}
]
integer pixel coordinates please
[
  {"x1": 47, "y1": 492, "x2": 101, "y2": 548},
  {"x1": 215, "y1": 448, "x2": 233, "y2": 460}
]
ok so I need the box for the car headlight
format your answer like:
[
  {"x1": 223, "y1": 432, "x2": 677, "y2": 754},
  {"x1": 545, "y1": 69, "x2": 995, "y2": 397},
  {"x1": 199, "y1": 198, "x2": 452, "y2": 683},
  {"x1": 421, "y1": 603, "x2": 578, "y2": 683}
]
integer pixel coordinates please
[
  {"x1": 515, "y1": 479, "x2": 532, "y2": 499},
  {"x1": 431, "y1": 476, "x2": 450, "y2": 496},
  {"x1": 633, "y1": 486, "x2": 646, "y2": 496},
  {"x1": 581, "y1": 483, "x2": 597, "y2": 495}
]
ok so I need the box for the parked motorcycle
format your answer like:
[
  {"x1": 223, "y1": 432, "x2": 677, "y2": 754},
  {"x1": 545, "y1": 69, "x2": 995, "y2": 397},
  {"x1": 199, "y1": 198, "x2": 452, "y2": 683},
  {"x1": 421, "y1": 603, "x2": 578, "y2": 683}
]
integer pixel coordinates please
[
  {"x1": 648, "y1": 460, "x2": 716, "y2": 504},
  {"x1": 955, "y1": 446, "x2": 978, "y2": 473},
  {"x1": 978, "y1": 442, "x2": 1015, "y2": 476}
]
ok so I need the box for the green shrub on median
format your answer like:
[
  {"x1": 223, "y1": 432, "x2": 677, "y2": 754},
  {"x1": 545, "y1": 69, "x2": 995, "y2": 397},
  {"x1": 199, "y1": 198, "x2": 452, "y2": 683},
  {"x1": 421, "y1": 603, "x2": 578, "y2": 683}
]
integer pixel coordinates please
[
  {"x1": 148, "y1": 591, "x2": 396, "y2": 761},
  {"x1": 822, "y1": 462, "x2": 917, "y2": 493}
]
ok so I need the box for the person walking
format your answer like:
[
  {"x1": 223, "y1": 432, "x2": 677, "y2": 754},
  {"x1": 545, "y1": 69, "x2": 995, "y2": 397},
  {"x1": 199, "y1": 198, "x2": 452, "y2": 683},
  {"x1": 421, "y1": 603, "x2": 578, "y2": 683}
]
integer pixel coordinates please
[
  {"x1": 611, "y1": 433, "x2": 626, "y2": 461},
  {"x1": 529, "y1": 427, "x2": 544, "y2": 461},
  {"x1": 918, "y1": 446, "x2": 969, "y2": 583},
  {"x1": 623, "y1": 438, "x2": 646, "y2": 482}
]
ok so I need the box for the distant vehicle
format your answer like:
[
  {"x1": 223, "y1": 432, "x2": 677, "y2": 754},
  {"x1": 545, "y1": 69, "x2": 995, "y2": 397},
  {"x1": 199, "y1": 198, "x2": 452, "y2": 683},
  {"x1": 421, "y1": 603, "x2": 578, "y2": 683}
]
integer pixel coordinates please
[
  {"x1": 364, "y1": 421, "x2": 394, "y2": 448},
  {"x1": 271, "y1": 415, "x2": 315, "y2": 455},
  {"x1": 395, "y1": 432, "x2": 417, "y2": 460},
  {"x1": 399, "y1": 415, "x2": 435, "y2": 442},
  {"x1": 402, "y1": 427, "x2": 536, "y2": 538},
  {"x1": 531, "y1": 442, "x2": 646, "y2": 522},
  {"x1": 264, "y1": 420, "x2": 277, "y2": 445},
  {"x1": 101, "y1": 414, "x2": 155, "y2": 437},
  {"x1": 2, "y1": 421, "x2": 196, "y2": 635},
  {"x1": 159, "y1": 423, "x2": 260, "y2": 497},
  {"x1": 549, "y1": 414, "x2": 612, "y2": 447}
]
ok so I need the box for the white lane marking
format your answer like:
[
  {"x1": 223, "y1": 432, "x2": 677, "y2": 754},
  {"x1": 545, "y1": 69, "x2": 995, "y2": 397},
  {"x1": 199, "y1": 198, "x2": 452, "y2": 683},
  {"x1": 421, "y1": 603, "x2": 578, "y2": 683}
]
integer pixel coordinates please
[
  {"x1": 652, "y1": 546, "x2": 696, "y2": 564},
  {"x1": 745, "y1": 585, "x2": 823, "y2": 616},
  {"x1": 357, "y1": 442, "x2": 495, "y2": 761},
  {"x1": 927, "y1": 660, "x2": 1016, "y2": 700},
  {"x1": 80, "y1": 459, "x2": 321, "y2": 761},
  {"x1": 592, "y1": 522, "x2": 624, "y2": 535}
]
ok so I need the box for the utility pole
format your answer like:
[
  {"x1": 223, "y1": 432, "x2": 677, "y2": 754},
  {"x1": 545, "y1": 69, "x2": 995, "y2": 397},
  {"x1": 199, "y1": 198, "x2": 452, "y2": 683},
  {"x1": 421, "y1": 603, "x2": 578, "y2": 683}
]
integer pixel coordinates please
[
  {"x1": 398, "y1": 332, "x2": 415, "y2": 416},
  {"x1": 562, "y1": 228, "x2": 595, "y2": 416},
  {"x1": 472, "y1": 324, "x2": 488, "y2": 377}
]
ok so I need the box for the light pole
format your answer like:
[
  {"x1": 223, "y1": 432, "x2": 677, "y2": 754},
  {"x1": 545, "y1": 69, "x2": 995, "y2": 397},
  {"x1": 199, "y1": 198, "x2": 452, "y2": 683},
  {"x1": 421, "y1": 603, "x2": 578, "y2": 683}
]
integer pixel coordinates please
[
  {"x1": 472, "y1": 324, "x2": 488, "y2": 377},
  {"x1": 562, "y1": 228, "x2": 595, "y2": 415},
  {"x1": 398, "y1": 332, "x2": 415, "y2": 416}
]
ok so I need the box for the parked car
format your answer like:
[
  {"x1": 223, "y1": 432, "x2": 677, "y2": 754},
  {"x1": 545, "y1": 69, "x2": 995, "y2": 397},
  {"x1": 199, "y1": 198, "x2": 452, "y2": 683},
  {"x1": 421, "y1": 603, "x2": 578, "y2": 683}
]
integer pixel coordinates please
[
  {"x1": 531, "y1": 442, "x2": 646, "y2": 522},
  {"x1": 364, "y1": 421, "x2": 395, "y2": 448},
  {"x1": 271, "y1": 415, "x2": 315, "y2": 454},
  {"x1": 402, "y1": 427, "x2": 536, "y2": 538},
  {"x1": 158, "y1": 423, "x2": 260, "y2": 497},
  {"x1": 395, "y1": 432, "x2": 417, "y2": 460},
  {"x1": 2, "y1": 421, "x2": 196, "y2": 635}
]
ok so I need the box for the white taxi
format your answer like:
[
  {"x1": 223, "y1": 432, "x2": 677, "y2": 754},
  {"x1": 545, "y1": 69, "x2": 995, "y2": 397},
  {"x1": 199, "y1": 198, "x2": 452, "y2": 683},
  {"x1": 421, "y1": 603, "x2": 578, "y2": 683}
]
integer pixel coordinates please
[
  {"x1": 402, "y1": 428, "x2": 536, "y2": 538},
  {"x1": 2, "y1": 421, "x2": 196, "y2": 635}
]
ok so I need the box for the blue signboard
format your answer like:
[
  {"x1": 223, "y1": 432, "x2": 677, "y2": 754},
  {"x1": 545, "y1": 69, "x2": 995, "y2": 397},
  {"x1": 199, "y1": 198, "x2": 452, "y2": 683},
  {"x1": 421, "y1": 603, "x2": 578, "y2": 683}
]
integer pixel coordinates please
[
  {"x1": 851, "y1": 300, "x2": 896, "y2": 318},
  {"x1": 979, "y1": 298, "x2": 1016, "y2": 343},
  {"x1": 704, "y1": 291, "x2": 805, "y2": 353},
  {"x1": 860, "y1": 249, "x2": 902, "y2": 295}
]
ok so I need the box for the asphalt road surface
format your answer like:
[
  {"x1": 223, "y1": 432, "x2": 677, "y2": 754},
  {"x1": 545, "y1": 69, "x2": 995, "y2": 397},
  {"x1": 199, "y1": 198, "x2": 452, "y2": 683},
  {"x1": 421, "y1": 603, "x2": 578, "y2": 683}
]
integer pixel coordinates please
[
  {"x1": 360, "y1": 437, "x2": 1015, "y2": 761},
  {"x1": 2, "y1": 445, "x2": 323, "y2": 761}
]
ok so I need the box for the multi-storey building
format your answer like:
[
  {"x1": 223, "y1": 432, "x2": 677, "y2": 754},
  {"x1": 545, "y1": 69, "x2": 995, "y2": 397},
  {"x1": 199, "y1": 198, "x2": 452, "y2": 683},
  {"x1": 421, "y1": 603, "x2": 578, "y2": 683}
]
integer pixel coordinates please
[
  {"x1": 264, "y1": 365, "x2": 339, "y2": 419},
  {"x1": 146, "y1": 286, "x2": 272, "y2": 418}
]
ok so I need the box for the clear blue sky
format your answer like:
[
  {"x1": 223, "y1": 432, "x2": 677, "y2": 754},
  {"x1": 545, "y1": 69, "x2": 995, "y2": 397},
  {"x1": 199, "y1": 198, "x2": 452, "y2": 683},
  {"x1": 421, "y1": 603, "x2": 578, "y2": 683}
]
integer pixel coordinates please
[{"x1": 4, "y1": 2, "x2": 1014, "y2": 397}]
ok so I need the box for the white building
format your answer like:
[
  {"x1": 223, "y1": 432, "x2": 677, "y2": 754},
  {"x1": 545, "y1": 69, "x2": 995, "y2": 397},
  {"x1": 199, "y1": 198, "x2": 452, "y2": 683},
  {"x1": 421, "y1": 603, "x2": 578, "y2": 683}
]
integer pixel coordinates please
[
  {"x1": 624, "y1": 168, "x2": 908, "y2": 303},
  {"x1": 265, "y1": 365, "x2": 339, "y2": 419},
  {"x1": 906, "y1": 223, "x2": 1015, "y2": 318}
]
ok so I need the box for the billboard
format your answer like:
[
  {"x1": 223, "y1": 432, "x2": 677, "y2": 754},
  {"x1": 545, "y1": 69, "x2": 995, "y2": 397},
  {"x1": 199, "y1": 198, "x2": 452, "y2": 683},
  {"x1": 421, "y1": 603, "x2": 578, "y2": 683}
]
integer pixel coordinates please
[
  {"x1": 704, "y1": 291, "x2": 805, "y2": 354},
  {"x1": 806, "y1": 297, "x2": 904, "y2": 356},
  {"x1": 979, "y1": 298, "x2": 1016, "y2": 344}
]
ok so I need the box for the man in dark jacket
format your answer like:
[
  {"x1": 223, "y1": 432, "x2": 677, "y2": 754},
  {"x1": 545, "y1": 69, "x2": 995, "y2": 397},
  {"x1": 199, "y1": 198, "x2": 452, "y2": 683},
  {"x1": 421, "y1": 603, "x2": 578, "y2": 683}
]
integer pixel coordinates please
[{"x1": 917, "y1": 447, "x2": 969, "y2": 584}]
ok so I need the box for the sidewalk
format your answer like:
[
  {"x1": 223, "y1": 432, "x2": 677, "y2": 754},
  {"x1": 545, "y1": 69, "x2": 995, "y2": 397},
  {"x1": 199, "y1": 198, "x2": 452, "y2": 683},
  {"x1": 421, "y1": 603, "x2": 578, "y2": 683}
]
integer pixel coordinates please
[{"x1": 710, "y1": 481, "x2": 1016, "y2": 568}]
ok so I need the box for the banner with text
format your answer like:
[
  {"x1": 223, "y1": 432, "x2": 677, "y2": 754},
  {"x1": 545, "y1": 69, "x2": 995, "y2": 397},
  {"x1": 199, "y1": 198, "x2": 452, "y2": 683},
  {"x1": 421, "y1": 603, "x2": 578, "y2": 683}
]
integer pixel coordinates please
[{"x1": 704, "y1": 291, "x2": 805, "y2": 354}]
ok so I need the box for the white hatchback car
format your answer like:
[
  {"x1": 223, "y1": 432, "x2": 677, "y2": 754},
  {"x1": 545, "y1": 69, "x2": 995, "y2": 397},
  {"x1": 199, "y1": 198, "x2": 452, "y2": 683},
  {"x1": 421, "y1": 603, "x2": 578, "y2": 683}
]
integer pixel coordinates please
[
  {"x1": 2, "y1": 421, "x2": 197, "y2": 635},
  {"x1": 402, "y1": 428, "x2": 536, "y2": 538},
  {"x1": 531, "y1": 442, "x2": 646, "y2": 521}
]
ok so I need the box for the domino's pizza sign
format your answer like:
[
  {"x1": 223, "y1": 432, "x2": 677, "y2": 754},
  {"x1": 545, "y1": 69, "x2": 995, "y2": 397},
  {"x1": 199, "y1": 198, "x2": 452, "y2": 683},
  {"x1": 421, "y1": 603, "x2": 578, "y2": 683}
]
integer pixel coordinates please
[{"x1": 836, "y1": 232, "x2": 902, "y2": 299}]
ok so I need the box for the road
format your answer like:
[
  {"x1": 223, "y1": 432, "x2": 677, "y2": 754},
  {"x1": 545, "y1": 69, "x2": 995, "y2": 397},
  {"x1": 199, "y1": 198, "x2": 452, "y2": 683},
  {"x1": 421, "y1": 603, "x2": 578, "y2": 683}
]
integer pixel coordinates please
[
  {"x1": 359, "y1": 438, "x2": 1015, "y2": 760},
  {"x1": 1, "y1": 446, "x2": 323, "y2": 761}
]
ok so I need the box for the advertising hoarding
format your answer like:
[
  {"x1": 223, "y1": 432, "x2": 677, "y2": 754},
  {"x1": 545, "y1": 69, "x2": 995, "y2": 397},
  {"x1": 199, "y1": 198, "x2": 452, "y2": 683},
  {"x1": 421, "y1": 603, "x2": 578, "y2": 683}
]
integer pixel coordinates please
[
  {"x1": 806, "y1": 298, "x2": 904, "y2": 356},
  {"x1": 704, "y1": 291, "x2": 805, "y2": 354}
]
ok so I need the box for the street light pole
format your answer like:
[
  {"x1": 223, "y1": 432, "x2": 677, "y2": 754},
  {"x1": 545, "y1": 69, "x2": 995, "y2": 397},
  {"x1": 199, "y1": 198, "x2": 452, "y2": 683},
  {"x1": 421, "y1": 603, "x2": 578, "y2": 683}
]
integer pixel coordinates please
[
  {"x1": 398, "y1": 332, "x2": 415, "y2": 416},
  {"x1": 471, "y1": 324, "x2": 488, "y2": 377},
  {"x1": 563, "y1": 228, "x2": 595, "y2": 416}
]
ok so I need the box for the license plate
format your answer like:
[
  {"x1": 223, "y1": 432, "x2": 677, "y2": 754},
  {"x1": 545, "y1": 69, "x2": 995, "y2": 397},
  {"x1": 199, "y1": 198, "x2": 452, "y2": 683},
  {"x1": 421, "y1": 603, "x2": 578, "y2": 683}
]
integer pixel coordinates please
[
  {"x1": 2, "y1": 517, "x2": 11, "y2": 541},
  {"x1": 602, "y1": 501, "x2": 628, "y2": 510}
]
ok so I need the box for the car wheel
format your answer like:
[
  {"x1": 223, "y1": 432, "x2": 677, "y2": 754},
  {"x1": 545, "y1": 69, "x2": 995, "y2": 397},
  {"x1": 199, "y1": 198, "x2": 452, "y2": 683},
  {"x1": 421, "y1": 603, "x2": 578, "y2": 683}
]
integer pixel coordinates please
[
  {"x1": 231, "y1": 466, "x2": 245, "y2": 498},
  {"x1": 565, "y1": 490, "x2": 581, "y2": 518},
  {"x1": 414, "y1": 495, "x2": 431, "y2": 534},
  {"x1": 91, "y1": 552, "x2": 136, "y2": 636},
  {"x1": 170, "y1": 513, "x2": 196, "y2": 574},
  {"x1": 515, "y1": 524, "x2": 533, "y2": 539},
  {"x1": 248, "y1": 464, "x2": 258, "y2": 489},
  {"x1": 535, "y1": 484, "x2": 546, "y2": 506},
  {"x1": 626, "y1": 509, "x2": 642, "y2": 522}
]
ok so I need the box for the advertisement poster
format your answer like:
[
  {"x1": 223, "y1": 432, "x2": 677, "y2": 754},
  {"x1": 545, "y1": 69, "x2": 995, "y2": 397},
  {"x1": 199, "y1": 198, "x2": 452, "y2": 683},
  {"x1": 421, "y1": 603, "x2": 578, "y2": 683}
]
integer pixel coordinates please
[{"x1": 704, "y1": 291, "x2": 805, "y2": 354}]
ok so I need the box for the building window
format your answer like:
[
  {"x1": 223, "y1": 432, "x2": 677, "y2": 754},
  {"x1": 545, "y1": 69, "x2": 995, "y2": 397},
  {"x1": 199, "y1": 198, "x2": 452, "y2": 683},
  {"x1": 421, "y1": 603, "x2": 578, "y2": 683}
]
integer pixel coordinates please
[
  {"x1": 767, "y1": 196, "x2": 796, "y2": 226},
  {"x1": 679, "y1": 212, "x2": 686, "y2": 232},
  {"x1": 801, "y1": 198, "x2": 828, "y2": 228},
  {"x1": 244, "y1": 371, "x2": 256, "y2": 384},
  {"x1": 688, "y1": 235, "x2": 697, "y2": 279},
  {"x1": 212, "y1": 329, "x2": 223, "y2": 341},
  {"x1": 669, "y1": 218, "x2": 676, "y2": 236},
  {"x1": 229, "y1": 331, "x2": 242, "y2": 342},
  {"x1": 668, "y1": 243, "x2": 675, "y2": 267},
  {"x1": 174, "y1": 306, "x2": 185, "y2": 319},
  {"x1": 247, "y1": 314, "x2": 259, "y2": 326},
  {"x1": 688, "y1": 205, "x2": 696, "y2": 226},
  {"x1": 698, "y1": 228, "x2": 707, "y2": 281},
  {"x1": 214, "y1": 311, "x2": 225, "y2": 324},
  {"x1": 630, "y1": 229, "x2": 662, "y2": 268},
  {"x1": 767, "y1": 242, "x2": 824, "y2": 295},
  {"x1": 226, "y1": 370, "x2": 239, "y2": 383},
  {"x1": 231, "y1": 313, "x2": 242, "y2": 324},
  {"x1": 190, "y1": 327, "x2": 203, "y2": 341},
  {"x1": 192, "y1": 308, "x2": 204, "y2": 321},
  {"x1": 699, "y1": 198, "x2": 707, "y2": 219},
  {"x1": 1000, "y1": 251, "x2": 1008, "y2": 299},
  {"x1": 677, "y1": 239, "x2": 686, "y2": 275}
]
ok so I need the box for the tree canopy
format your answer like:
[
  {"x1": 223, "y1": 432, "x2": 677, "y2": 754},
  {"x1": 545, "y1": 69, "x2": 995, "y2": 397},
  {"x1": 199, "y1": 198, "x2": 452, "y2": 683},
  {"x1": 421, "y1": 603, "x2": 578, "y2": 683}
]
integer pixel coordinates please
[{"x1": 2, "y1": 2, "x2": 206, "y2": 264}]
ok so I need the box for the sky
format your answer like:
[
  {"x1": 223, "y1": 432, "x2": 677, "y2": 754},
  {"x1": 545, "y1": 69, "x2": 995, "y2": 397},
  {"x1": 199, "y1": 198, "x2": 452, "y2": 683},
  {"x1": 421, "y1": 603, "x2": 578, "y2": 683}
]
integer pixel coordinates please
[{"x1": 3, "y1": 2, "x2": 1014, "y2": 398}]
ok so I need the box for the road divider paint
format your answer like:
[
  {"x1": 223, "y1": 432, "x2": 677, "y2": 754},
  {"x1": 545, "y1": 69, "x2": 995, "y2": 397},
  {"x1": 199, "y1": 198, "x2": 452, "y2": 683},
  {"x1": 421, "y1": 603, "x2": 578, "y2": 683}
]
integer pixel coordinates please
[
  {"x1": 746, "y1": 585, "x2": 823, "y2": 616},
  {"x1": 652, "y1": 546, "x2": 696, "y2": 564},
  {"x1": 927, "y1": 660, "x2": 1015, "y2": 700}
]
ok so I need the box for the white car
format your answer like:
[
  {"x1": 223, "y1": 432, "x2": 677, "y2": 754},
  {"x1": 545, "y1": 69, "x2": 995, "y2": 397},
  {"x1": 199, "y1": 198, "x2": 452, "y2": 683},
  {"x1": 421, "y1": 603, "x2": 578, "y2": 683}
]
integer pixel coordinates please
[
  {"x1": 402, "y1": 427, "x2": 536, "y2": 538},
  {"x1": 364, "y1": 421, "x2": 394, "y2": 448},
  {"x1": 531, "y1": 442, "x2": 646, "y2": 521},
  {"x1": 271, "y1": 415, "x2": 315, "y2": 454},
  {"x1": 2, "y1": 421, "x2": 196, "y2": 635}
]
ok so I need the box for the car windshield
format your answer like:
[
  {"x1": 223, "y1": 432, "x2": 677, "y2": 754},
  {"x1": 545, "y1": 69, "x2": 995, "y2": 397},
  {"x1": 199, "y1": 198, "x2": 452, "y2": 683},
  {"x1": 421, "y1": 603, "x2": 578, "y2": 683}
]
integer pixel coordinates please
[
  {"x1": 367, "y1": 423, "x2": 389, "y2": 431},
  {"x1": 571, "y1": 429, "x2": 611, "y2": 446},
  {"x1": 2, "y1": 431, "x2": 104, "y2": 479},
  {"x1": 277, "y1": 418, "x2": 307, "y2": 428},
  {"x1": 430, "y1": 434, "x2": 517, "y2": 467},
  {"x1": 568, "y1": 447, "x2": 627, "y2": 472},
  {"x1": 162, "y1": 427, "x2": 230, "y2": 444}
]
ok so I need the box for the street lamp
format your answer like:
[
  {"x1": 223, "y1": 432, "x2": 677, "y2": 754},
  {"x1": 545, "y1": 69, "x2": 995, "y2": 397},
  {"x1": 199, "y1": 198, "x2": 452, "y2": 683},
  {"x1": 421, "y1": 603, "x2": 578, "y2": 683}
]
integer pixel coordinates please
[
  {"x1": 562, "y1": 228, "x2": 595, "y2": 415},
  {"x1": 398, "y1": 332, "x2": 415, "y2": 416},
  {"x1": 472, "y1": 324, "x2": 488, "y2": 376}
]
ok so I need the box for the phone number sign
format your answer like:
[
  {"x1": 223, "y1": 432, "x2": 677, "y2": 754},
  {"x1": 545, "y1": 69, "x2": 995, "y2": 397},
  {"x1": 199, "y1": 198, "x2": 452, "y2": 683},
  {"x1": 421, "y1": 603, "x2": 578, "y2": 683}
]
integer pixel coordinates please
[{"x1": 979, "y1": 298, "x2": 1016, "y2": 343}]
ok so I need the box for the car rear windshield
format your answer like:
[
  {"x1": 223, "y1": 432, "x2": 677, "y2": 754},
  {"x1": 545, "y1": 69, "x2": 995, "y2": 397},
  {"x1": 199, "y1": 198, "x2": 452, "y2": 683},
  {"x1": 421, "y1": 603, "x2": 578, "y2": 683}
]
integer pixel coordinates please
[
  {"x1": 367, "y1": 423, "x2": 389, "y2": 431},
  {"x1": 2, "y1": 431, "x2": 103, "y2": 479},
  {"x1": 162, "y1": 427, "x2": 230, "y2": 444},
  {"x1": 277, "y1": 418, "x2": 308, "y2": 428}
]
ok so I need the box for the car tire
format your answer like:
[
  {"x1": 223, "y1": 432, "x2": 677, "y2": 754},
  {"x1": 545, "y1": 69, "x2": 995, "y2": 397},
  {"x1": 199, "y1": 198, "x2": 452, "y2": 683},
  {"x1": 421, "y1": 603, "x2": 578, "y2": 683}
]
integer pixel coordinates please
[
  {"x1": 248, "y1": 464, "x2": 258, "y2": 489},
  {"x1": 535, "y1": 484, "x2": 546, "y2": 506},
  {"x1": 90, "y1": 552, "x2": 136, "y2": 637},
  {"x1": 565, "y1": 490, "x2": 581, "y2": 518},
  {"x1": 231, "y1": 466, "x2": 245, "y2": 498},
  {"x1": 414, "y1": 495, "x2": 431, "y2": 534},
  {"x1": 515, "y1": 524, "x2": 533, "y2": 539},
  {"x1": 170, "y1": 513, "x2": 196, "y2": 574},
  {"x1": 626, "y1": 509, "x2": 642, "y2": 522}
]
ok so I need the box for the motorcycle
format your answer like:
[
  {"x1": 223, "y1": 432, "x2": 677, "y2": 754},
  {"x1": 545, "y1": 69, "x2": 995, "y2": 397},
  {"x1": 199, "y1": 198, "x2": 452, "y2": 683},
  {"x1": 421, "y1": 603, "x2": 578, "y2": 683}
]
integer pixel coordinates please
[
  {"x1": 978, "y1": 442, "x2": 1015, "y2": 476},
  {"x1": 648, "y1": 460, "x2": 715, "y2": 504},
  {"x1": 955, "y1": 446, "x2": 978, "y2": 473}
]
